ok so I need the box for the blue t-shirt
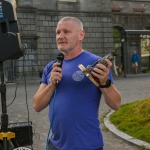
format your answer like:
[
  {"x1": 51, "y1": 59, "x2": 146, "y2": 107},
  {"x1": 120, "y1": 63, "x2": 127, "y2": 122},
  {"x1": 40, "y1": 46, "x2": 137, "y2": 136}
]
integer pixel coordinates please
[
  {"x1": 41, "y1": 51, "x2": 114, "y2": 150},
  {"x1": 132, "y1": 54, "x2": 139, "y2": 63}
]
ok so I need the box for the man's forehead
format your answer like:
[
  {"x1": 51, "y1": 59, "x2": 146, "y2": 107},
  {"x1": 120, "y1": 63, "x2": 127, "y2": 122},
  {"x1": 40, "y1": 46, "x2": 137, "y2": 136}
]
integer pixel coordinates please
[
  {"x1": 57, "y1": 20, "x2": 74, "y2": 26},
  {"x1": 56, "y1": 21, "x2": 75, "y2": 30}
]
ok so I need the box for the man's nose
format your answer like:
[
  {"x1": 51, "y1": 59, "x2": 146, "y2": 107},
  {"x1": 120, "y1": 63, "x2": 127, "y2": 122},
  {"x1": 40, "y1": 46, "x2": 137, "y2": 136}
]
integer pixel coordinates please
[{"x1": 58, "y1": 32, "x2": 65, "y2": 38}]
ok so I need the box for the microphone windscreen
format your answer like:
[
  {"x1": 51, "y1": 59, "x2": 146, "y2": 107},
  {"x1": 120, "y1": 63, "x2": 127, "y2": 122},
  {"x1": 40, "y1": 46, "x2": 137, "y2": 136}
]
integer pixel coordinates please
[
  {"x1": 56, "y1": 53, "x2": 64, "y2": 86},
  {"x1": 57, "y1": 53, "x2": 64, "y2": 67}
]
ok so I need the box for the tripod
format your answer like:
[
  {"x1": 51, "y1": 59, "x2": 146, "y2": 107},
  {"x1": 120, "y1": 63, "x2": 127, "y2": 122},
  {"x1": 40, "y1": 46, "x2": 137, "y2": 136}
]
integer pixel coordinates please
[
  {"x1": 0, "y1": 61, "x2": 15, "y2": 150},
  {"x1": 0, "y1": 0, "x2": 25, "y2": 148}
]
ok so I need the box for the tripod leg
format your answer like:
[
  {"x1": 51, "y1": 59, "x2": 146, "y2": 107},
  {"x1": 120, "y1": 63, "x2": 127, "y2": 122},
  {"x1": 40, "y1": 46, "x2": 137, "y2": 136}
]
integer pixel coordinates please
[
  {"x1": 8, "y1": 140, "x2": 14, "y2": 150},
  {"x1": 3, "y1": 137, "x2": 7, "y2": 150},
  {"x1": 0, "y1": 140, "x2": 3, "y2": 149},
  {"x1": 1, "y1": 139, "x2": 14, "y2": 150}
]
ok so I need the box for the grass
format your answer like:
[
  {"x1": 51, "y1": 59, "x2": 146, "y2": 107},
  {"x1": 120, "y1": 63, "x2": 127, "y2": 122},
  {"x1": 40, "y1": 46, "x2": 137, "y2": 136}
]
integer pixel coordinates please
[{"x1": 110, "y1": 97, "x2": 150, "y2": 144}]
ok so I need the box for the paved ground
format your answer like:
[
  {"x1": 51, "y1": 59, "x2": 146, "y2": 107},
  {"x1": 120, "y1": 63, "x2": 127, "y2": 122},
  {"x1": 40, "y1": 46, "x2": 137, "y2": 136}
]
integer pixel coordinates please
[{"x1": 1, "y1": 73, "x2": 150, "y2": 150}]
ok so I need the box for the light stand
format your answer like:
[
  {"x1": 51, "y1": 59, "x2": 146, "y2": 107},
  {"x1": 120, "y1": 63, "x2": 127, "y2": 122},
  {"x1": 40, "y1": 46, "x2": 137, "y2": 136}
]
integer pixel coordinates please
[
  {"x1": 0, "y1": 61, "x2": 15, "y2": 150},
  {"x1": 0, "y1": 0, "x2": 24, "y2": 149}
]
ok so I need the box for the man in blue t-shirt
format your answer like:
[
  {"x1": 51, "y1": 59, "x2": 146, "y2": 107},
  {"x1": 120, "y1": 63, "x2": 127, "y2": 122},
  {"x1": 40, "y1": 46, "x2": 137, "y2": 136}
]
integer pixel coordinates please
[
  {"x1": 33, "y1": 17, "x2": 121, "y2": 150},
  {"x1": 131, "y1": 50, "x2": 140, "y2": 74}
]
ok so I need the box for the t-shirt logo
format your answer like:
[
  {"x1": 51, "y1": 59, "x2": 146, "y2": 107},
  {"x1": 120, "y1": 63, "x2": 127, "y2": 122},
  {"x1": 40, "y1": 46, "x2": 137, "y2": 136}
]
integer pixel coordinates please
[{"x1": 72, "y1": 71, "x2": 84, "y2": 81}]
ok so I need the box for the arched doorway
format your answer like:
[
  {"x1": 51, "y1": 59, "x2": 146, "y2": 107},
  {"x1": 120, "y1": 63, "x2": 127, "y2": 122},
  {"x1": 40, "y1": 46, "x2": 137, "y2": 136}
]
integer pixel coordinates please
[
  {"x1": 121, "y1": 30, "x2": 150, "y2": 76},
  {"x1": 113, "y1": 26, "x2": 125, "y2": 71}
]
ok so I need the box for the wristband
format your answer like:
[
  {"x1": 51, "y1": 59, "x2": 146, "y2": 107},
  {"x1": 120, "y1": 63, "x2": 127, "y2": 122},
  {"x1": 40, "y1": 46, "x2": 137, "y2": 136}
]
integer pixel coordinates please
[{"x1": 99, "y1": 78, "x2": 111, "y2": 88}]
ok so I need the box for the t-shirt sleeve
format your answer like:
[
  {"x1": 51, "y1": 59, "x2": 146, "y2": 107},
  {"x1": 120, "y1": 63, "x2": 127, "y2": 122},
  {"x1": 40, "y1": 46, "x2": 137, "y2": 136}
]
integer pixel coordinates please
[{"x1": 41, "y1": 61, "x2": 55, "y2": 85}]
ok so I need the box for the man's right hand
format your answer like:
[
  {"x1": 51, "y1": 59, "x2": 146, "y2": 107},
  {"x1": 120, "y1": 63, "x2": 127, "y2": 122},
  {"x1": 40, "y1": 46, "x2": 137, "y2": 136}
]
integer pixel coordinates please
[{"x1": 50, "y1": 62, "x2": 62, "y2": 86}]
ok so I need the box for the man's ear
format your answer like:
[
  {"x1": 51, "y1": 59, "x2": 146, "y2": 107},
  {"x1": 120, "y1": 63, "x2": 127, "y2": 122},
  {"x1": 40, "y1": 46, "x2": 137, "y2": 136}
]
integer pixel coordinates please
[{"x1": 79, "y1": 30, "x2": 85, "y2": 40}]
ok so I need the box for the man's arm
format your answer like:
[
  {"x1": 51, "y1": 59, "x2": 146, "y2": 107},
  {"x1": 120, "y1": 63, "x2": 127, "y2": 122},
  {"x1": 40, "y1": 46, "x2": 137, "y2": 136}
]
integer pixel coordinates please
[
  {"x1": 33, "y1": 62, "x2": 62, "y2": 112},
  {"x1": 33, "y1": 83, "x2": 56, "y2": 112},
  {"x1": 100, "y1": 84, "x2": 121, "y2": 110},
  {"x1": 91, "y1": 58, "x2": 121, "y2": 110}
]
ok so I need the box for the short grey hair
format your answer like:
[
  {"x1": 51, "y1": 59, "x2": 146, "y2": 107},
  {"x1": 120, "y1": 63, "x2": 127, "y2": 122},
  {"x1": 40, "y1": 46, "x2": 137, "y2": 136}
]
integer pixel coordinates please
[{"x1": 58, "y1": 16, "x2": 84, "y2": 30}]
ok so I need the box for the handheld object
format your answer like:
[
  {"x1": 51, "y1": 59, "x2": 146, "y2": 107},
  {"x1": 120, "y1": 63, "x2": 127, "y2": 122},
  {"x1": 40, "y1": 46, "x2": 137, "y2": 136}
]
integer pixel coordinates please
[{"x1": 78, "y1": 53, "x2": 114, "y2": 87}]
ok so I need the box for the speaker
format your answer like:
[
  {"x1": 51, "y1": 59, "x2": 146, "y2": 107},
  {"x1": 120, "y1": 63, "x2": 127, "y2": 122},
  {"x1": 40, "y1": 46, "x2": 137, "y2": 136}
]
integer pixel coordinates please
[
  {"x1": 2, "y1": 0, "x2": 17, "y2": 21},
  {"x1": 0, "y1": 33, "x2": 24, "y2": 61},
  {"x1": 8, "y1": 122, "x2": 33, "y2": 148},
  {"x1": 0, "y1": 0, "x2": 24, "y2": 61}
]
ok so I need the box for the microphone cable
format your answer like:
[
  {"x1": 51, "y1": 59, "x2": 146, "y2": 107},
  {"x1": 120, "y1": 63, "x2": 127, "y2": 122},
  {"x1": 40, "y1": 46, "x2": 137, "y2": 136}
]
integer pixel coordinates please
[
  {"x1": 46, "y1": 53, "x2": 64, "y2": 149},
  {"x1": 46, "y1": 88, "x2": 57, "y2": 150}
]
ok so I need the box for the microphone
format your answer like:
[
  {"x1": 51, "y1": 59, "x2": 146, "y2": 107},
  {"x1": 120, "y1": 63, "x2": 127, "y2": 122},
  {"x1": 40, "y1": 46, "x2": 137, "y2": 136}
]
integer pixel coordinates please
[
  {"x1": 57, "y1": 52, "x2": 64, "y2": 68},
  {"x1": 56, "y1": 53, "x2": 64, "y2": 86}
]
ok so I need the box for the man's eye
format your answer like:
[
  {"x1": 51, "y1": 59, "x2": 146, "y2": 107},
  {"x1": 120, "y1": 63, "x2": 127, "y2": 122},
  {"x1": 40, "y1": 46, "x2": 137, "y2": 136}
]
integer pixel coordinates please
[
  {"x1": 56, "y1": 30, "x2": 70, "y2": 35},
  {"x1": 64, "y1": 30, "x2": 70, "y2": 34}
]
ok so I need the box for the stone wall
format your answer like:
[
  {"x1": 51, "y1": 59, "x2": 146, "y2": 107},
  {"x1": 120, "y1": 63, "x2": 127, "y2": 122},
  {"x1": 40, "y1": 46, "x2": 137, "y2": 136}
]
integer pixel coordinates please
[
  {"x1": 3, "y1": 0, "x2": 150, "y2": 81},
  {"x1": 12, "y1": 0, "x2": 113, "y2": 80},
  {"x1": 112, "y1": 0, "x2": 150, "y2": 14}
]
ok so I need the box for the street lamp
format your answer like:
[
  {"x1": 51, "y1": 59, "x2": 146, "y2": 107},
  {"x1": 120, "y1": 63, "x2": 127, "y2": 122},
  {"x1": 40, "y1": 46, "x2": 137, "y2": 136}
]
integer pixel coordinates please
[{"x1": 121, "y1": 37, "x2": 127, "y2": 77}]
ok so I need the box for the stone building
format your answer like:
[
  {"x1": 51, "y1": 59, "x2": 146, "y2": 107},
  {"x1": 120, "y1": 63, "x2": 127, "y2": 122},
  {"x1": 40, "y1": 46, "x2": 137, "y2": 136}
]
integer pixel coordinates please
[{"x1": 1, "y1": 0, "x2": 150, "y2": 81}]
